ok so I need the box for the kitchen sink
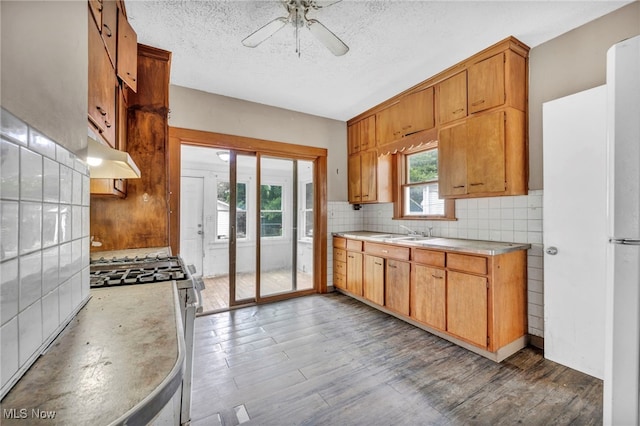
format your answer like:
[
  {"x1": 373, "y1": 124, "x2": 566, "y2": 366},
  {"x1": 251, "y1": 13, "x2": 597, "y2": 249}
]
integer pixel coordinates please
[{"x1": 384, "y1": 235, "x2": 433, "y2": 242}]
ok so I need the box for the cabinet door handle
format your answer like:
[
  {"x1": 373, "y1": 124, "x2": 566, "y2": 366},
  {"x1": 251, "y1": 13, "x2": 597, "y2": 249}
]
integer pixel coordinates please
[
  {"x1": 374, "y1": 262, "x2": 382, "y2": 266},
  {"x1": 453, "y1": 185, "x2": 465, "y2": 189},
  {"x1": 103, "y1": 24, "x2": 112, "y2": 37},
  {"x1": 104, "y1": 121, "x2": 112, "y2": 128},
  {"x1": 470, "y1": 182, "x2": 484, "y2": 186},
  {"x1": 471, "y1": 99, "x2": 485, "y2": 106},
  {"x1": 348, "y1": 255, "x2": 354, "y2": 259},
  {"x1": 431, "y1": 274, "x2": 443, "y2": 279},
  {"x1": 453, "y1": 108, "x2": 464, "y2": 114},
  {"x1": 96, "y1": 106, "x2": 107, "y2": 116},
  {"x1": 388, "y1": 265, "x2": 397, "y2": 269}
]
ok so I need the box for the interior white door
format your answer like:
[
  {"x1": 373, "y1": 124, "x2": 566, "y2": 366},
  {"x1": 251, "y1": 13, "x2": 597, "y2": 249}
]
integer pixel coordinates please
[
  {"x1": 180, "y1": 176, "x2": 204, "y2": 275},
  {"x1": 542, "y1": 85, "x2": 607, "y2": 379}
]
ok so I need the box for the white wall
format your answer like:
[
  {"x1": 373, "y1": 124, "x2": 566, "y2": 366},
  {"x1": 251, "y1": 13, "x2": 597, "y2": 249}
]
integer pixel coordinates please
[
  {"x1": 1, "y1": 1, "x2": 88, "y2": 154},
  {"x1": 168, "y1": 85, "x2": 348, "y2": 201}
]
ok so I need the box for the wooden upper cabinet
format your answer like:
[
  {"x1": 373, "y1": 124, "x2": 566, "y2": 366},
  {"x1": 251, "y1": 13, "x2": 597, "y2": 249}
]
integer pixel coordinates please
[
  {"x1": 348, "y1": 115, "x2": 376, "y2": 155},
  {"x1": 376, "y1": 102, "x2": 401, "y2": 146},
  {"x1": 348, "y1": 151, "x2": 392, "y2": 204},
  {"x1": 468, "y1": 50, "x2": 526, "y2": 114},
  {"x1": 401, "y1": 87, "x2": 435, "y2": 136},
  {"x1": 466, "y1": 110, "x2": 506, "y2": 194},
  {"x1": 89, "y1": 0, "x2": 103, "y2": 30},
  {"x1": 88, "y1": 11, "x2": 117, "y2": 147},
  {"x1": 100, "y1": 0, "x2": 117, "y2": 68},
  {"x1": 376, "y1": 88, "x2": 435, "y2": 146},
  {"x1": 117, "y1": 5, "x2": 138, "y2": 92},
  {"x1": 437, "y1": 71, "x2": 467, "y2": 125},
  {"x1": 438, "y1": 122, "x2": 468, "y2": 197}
]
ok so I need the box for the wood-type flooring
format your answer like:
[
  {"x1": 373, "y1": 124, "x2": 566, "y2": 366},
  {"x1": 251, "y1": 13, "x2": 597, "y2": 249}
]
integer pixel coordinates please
[{"x1": 191, "y1": 293, "x2": 602, "y2": 426}]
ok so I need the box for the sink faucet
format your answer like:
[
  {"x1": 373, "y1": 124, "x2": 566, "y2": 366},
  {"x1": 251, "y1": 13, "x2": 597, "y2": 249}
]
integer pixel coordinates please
[{"x1": 399, "y1": 225, "x2": 420, "y2": 236}]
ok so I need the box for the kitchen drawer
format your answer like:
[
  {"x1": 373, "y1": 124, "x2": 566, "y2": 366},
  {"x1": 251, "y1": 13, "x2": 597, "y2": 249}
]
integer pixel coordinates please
[
  {"x1": 334, "y1": 237, "x2": 346, "y2": 249},
  {"x1": 364, "y1": 242, "x2": 410, "y2": 261},
  {"x1": 447, "y1": 253, "x2": 487, "y2": 275},
  {"x1": 346, "y1": 239, "x2": 363, "y2": 252},
  {"x1": 334, "y1": 271, "x2": 346, "y2": 289},
  {"x1": 412, "y1": 248, "x2": 445, "y2": 267},
  {"x1": 334, "y1": 260, "x2": 346, "y2": 276},
  {"x1": 334, "y1": 248, "x2": 347, "y2": 263}
]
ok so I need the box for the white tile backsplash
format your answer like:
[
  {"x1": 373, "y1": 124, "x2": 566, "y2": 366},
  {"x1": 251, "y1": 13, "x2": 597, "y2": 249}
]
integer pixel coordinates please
[
  {"x1": 1, "y1": 200, "x2": 19, "y2": 260},
  {"x1": 1, "y1": 138, "x2": 20, "y2": 200},
  {"x1": 330, "y1": 190, "x2": 547, "y2": 338},
  {"x1": 0, "y1": 108, "x2": 90, "y2": 397},
  {"x1": 19, "y1": 251, "x2": 42, "y2": 310},
  {"x1": 20, "y1": 147, "x2": 43, "y2": 201},
  {"x1": 1, "y1": 258, "x2": 19, "y2": 325}
]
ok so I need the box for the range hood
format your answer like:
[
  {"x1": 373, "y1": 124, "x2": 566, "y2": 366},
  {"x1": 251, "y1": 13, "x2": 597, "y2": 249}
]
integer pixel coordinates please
[{"x1": 82, "y1": 134, "x2": 141, "y2": 179}]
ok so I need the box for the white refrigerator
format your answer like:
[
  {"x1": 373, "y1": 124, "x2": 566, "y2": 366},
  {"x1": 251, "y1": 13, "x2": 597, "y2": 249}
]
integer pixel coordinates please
[{"x1": 603, "y1": 35, "x2": 640, "y2": 425}]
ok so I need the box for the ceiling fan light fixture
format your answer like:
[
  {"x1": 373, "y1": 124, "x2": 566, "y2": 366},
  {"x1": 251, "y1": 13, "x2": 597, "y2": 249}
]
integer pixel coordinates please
[{"x1": 241, "y1": 0, "x2": 348, "y2": 57}]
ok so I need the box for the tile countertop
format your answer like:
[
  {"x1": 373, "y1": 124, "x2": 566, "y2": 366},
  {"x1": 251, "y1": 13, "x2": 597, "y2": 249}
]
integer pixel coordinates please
[
  {"x1": 333, "y1": 231, "x2": 531, "y2": 256},
  {"x1": 0, "y1": 281, "x2": 185, "y2": 426}
]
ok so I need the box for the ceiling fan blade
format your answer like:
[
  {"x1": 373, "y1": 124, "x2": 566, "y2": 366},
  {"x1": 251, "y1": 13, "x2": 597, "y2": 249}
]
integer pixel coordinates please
[
  {"x1": 306, "y1": 18, "x2": 349, "y2": 56},
  {"x1": 309, "y1": 0, "x2": 342, "y2": 9},
  {"x1": 242, "y1": 17, "x2": 288, "y2": 48}
]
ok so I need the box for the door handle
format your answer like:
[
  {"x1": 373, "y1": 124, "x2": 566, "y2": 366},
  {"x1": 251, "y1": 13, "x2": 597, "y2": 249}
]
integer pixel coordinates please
[{"x1": 545, "y1": 246, "x2": 558, "y2": 255}]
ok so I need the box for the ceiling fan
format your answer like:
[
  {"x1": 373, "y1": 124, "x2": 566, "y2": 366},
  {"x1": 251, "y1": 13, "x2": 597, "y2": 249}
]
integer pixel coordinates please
[{"x1": 242, "y1": 0, "x2": 349, "y2": 57}]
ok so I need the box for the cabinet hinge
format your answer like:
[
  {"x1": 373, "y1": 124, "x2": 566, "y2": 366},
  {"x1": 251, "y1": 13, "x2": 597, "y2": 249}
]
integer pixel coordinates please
[{"x1": 487, "y1": 336, "x2": 490, "y2": 345}]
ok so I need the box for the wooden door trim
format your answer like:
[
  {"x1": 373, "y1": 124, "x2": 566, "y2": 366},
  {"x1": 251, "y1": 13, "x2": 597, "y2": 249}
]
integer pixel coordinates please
[{"x1": 168, "y1": 126, "x2": 328, "y2": 295}]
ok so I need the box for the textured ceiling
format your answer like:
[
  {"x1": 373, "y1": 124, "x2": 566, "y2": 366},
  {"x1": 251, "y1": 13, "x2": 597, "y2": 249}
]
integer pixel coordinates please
[{"x1": 125, "y1": 0, "x2": 633, "y2": 121}]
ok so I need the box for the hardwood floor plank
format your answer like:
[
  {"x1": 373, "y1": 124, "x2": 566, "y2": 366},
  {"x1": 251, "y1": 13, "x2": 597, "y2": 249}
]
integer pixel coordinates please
[{"x1": 191, "y1": 293, "x2": 603, "y2": 425}]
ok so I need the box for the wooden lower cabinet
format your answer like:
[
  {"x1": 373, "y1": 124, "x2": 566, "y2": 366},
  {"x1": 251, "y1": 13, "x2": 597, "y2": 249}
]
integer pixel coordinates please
[
  {"x1": 364, "y1": 255, "x2": 385, "y2": 305},
  {"x1": 411, "y1": 264, "x2": 446, "y2": 330},
  {"x1": 333, "y1": 247, "x2": 347, "y2": 291},
  {"x1": 333, "y1": 237, "x2": 528, "y2": 362},
  {"x1": 446, "y1": 271, "x2": 488, "y2": 347},
  {"x1": 385, "y1": 259, "x2": 410, "y2": 315},
  {"x1": 346, "y1": 251, "x2": 363, "y2": 296}
]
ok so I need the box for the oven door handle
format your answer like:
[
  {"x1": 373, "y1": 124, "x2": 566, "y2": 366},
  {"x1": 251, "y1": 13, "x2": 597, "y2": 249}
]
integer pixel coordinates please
[{"x1": 190, "y1": 279, "x2": 204, "y2": 314}]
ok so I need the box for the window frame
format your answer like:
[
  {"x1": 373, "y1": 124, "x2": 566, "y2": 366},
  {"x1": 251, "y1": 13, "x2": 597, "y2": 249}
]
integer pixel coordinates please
[
  {"x1": 300, "y1": 180, "x2": 314, "y2": 240},
  {"x1": 259, "y1": 181, "x2": 286, "y2": 239},
  {"x1": 393, "y1": 143, "x2": 456, "y2": 221}
]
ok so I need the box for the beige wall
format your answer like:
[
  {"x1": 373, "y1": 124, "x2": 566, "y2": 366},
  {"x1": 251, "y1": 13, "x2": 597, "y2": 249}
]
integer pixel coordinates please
[
  {"x1": 169, "y1": 85, "x2": 348, "y2": 201},
  {"x1": 528, "y1": 1, "x2": 640, "y2": 189},
  {"x1": 0, "y1": 1, "x2": 88, "y2": 153}
]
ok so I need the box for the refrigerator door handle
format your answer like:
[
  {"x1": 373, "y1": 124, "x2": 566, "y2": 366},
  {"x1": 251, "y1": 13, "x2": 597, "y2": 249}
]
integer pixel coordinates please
[{"x1": 609, "y1": 238, "x2": 640, "y2": 245}]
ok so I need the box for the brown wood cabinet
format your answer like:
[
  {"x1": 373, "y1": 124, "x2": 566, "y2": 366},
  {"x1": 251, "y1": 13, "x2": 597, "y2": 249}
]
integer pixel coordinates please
[
  {"x1": 346, "y1": 251, "x2": 363, "y2": 296},
  {"x1": 447, "y1": 270, "x2": 488, "y2": 347},
  {"x1": 468, "y1": 50, "x2": 526, "y2": 114},
  {"x1": 348, "y1": 115, "x2": 375, "y2": 155},
  {"x1": 376, "y1": 87, "x2": 435, "y2": 146},
  {"x1": 437, "y1": 71, "x2": 467, "y2": 125},
  {"x1": 333, "y1": 237, "x2": 347, "y2": 291},
  {"x1": 88, "y1": 10, "x2": 117, "y2": 148},
  {"x1": 347, "y1": 150, "x2": 392, "y2": 204},
  {"x1": 385, "y1": 259, "x2": 410, "y2": 316},
  {"x1": 347, "y1": 36, "x2": 529, "y2": 203},
  {"x1": 100, "y1": 0, "x2": 117, "y2": 68},
  {"x1": 411, "y1": 264, "x2": 446, "y2": 330},
  {"x1": 333, "y1": 237, "x2": 528, "y2": 361},
  {"x1": 364, "y1": 254, "x2": 384, "y2": 305},
  {"x1": 117, "y1": 6, "x2": 138, "y2": 92},
  {"x1": 438, "y1": 108, "x2": 526, "y2": 198}
]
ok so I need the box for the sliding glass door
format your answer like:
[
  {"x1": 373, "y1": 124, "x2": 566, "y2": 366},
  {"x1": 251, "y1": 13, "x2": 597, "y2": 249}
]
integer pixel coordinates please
[{"x1": 180, "y1": 145, "x2": 317, "y2": 312}]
